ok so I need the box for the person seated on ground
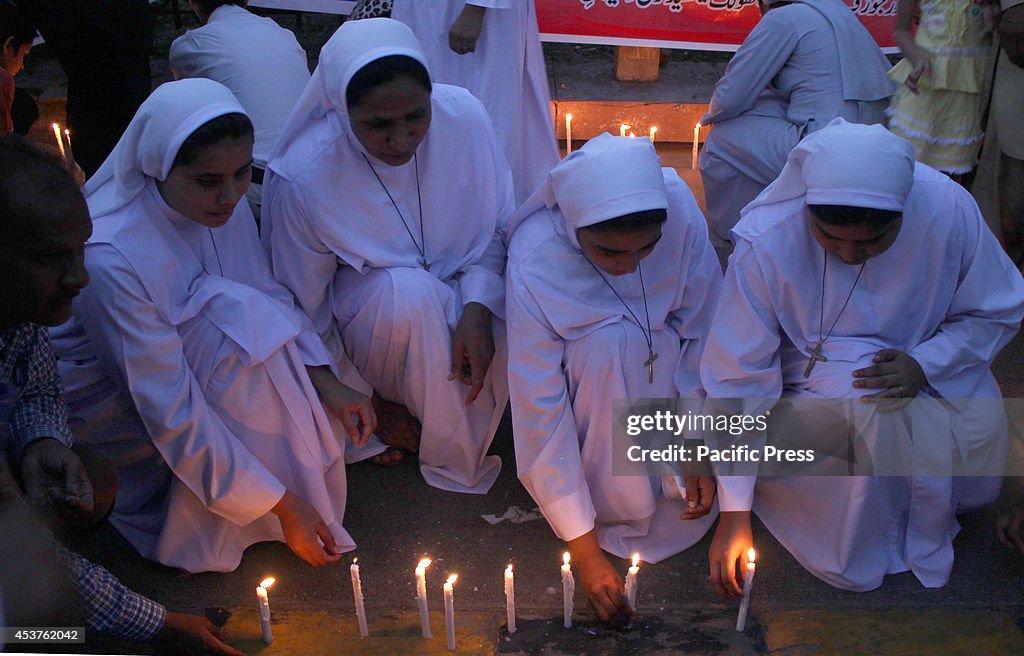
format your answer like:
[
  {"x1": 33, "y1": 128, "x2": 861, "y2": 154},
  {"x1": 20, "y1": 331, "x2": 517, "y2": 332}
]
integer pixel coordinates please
[
  {"x1": 700, "y1": 0, "x2": 892, "y2": 247},
  {"x1": 701, "y1": 119, "x2": 1024, "y2": 595},
  {"x1": 263, "y1": 18, "x2": 514, "y2": 491},
  {"x1": 392, "y1": 0, "x2": 558, "y2": 203},
  {"x1": 0, "y1": 135, "x2": 243, "y2": 654},
  {"x1": 0, "y1": 1, "x2": 36, "y2": 135},
  {"x1": 506, "y1": 134, "x2": 721, "y2": 624},
  {"x1": 169, "y1": 0, "x2": 311, "y2": 221},
  {"x1": 51, "y1": 79, "x2": 375, "y2": 574}
]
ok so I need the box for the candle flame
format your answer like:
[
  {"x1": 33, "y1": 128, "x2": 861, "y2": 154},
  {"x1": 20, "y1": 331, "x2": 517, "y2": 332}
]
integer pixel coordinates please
[
  {"x1": 566, "y1": 113, "x2": 573, "y2": 121},
  {"x1": 64, "y1": 128, "x2": 70, "y2": 137},
  {"x1": 506, "y1": 564, "x2": 513, "y2": 575},
  {"x1": 696, "y1": 122, "x2": 701, "y2": 129},
  {"x1": 632, "y1": 553, "x2": 640, "y2": 568},
  {"x1": 747, "y1": 548, "x2": 756, "y2": 564},
  {"x1": 562, "y1": 552, "x2": 571, "y2": 566},
  {"x1": 619, "y1": 123, "x2": 631, "y2": 137},
  {"x1": 417, "y1": 558, "x2": 432, "y2": 570},
  {"x1": 259, "y1": 577, "x2": 275, "y2": 590},
  {"x1": 446, "y1": 574, "x2": 458, "y2": 586},
  {"x1": 352, "y1": 557, "x2": 358, "y2": 565},
  {"x1": 52, "y1": 122, "x2": 60, "y2": 130}
]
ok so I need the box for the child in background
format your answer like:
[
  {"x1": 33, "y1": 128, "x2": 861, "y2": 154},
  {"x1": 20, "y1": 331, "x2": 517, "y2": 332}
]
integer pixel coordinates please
[
  {"x1": 888, "y1": 0, "x2": 997, "y2": 180},
  {"x1": 0, "y1": 1, "x2": 36, "y2": 135}
]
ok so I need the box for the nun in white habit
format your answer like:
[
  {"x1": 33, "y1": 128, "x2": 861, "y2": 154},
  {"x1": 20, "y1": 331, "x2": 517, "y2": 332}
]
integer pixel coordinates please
[
  {"x1": 392, "y1": 0, "x2": 559, "y2": 204},
  {"x1": 263, "y1": 18, "x2": 514, "y2": 494},
  {"x1": 52, "y1": 79, "x2": 375, "y2": 573},
  {"x1": 700, "y1": 0, "x2": 892, "y2": 243},
  {"x1": 507, "y1": 134, "x2": 721, "y2": 623},
  {"x1": 702, "y1": 119, "x2": 1024, "y2": 595}
]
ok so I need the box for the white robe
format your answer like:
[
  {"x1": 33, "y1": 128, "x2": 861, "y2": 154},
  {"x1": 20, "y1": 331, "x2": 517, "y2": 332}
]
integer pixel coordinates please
[
  {"x1": 507, "y1": 170, "x2": 722, "y2": 562},
  {"x1": 264, "y1": 83, "x2": 515, "y2": 495},
  {"x1": 700, "y1": 0, "x2": 892, "y2": 241},
  {"x1": 392, "y1": 0, "x2": 559, "y2": 204},
  {"x1": 701, "y1": 163, "x2": 1024, "y2": 589},
  {"x1": 53, "y1": 183, "x2": 356, "y2": 573}
]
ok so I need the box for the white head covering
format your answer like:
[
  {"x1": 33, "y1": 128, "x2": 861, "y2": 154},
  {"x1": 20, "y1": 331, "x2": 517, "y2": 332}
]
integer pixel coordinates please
[
  {"x1": 780, "y1": 0, "x2": 892, "y2": 102},
  {"x1": 509, "y1": 133, "x2": 667, "y2": 248},
  {"x1": 269, "y1": 18, "x2": 429, "y2": 169},
  {"x1": 743, "y1": 118, "x2": 915, "y2": 217},
  {"x1": 84, "y1": 79, "x2": 248, "y2": 221}
]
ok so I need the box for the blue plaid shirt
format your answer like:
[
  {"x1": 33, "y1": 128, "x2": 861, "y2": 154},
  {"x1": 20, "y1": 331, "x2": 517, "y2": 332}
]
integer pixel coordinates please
[
  {"x1": 1, "y1": 323, "x2": 165, "y2": 641},
  {"x1": 0, "y1": 323, "x2": 73, "y2": 457}
]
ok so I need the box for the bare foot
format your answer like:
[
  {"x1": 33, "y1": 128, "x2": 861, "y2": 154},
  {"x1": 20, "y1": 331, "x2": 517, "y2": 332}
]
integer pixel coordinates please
[
  {"x1": 371, "y1": 393, "x2": 422, "y2": 453},
  {"x1": 368, "y1": 447, "x2": 405, "y2": 467}
]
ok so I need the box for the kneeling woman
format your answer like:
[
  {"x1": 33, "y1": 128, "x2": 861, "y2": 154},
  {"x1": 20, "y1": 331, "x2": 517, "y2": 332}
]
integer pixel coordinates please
[
  {"x1": 506, "y1": 134, "x2": 721, "y2": 624},
  {"x1": 263, "y1": 18, "x2": 514, "y2": 493},
  {"x1": 53, "y1": 79, "x2": 375, "y2": 573}
]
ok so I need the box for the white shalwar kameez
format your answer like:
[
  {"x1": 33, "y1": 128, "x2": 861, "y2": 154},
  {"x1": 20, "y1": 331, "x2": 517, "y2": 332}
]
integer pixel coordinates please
[
  {"x1": 701, "y1": 120, "x2": 1024, "y2": 590},
  {"x1": 263, "y1": 19, "x2": 514, "y2": 495},
  {"x1": 700, "y1": 0, "x2": 892, "y2": 241},
  {"x1": 507, "y1": 135, "x2": 722, "y2": 562},
  {"x1": 52, "y1": 80, "x2": 357, "y2": 573},
  {"x1": 392, "y1": 0, "x2": 558, "y2": 203}
]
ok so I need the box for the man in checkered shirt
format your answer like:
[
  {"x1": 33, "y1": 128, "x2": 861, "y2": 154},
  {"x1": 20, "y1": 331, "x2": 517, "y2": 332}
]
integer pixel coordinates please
[{"x1": 0, "y1": 135, "x2": 243, "y2": 655}]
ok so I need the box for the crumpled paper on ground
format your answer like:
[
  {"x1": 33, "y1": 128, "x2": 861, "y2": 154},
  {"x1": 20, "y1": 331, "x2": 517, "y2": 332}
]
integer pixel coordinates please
[{"x1": 481, "y1": 505, "x2": 542, "y2": 525}]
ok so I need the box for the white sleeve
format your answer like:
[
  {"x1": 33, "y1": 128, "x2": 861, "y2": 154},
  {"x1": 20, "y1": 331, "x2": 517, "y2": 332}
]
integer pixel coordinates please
[
  {"x1": 507, "y1": 264, "x2": 597, "y2": 541},
  {"x1": 75, "y1": 245, "x2": 286, "y2": 526},
  {"x1": 701, "y1": 13, "x2": 799, "y2": 125},
  {"x1": 467, "y1": 0, "x2": 513, "y2": 8}
]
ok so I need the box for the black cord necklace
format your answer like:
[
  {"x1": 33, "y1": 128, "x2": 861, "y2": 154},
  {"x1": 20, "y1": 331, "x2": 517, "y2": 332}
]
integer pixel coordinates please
[
  {"x1": 362, "y1": 152, "x2": 429, "y2": 272},
  {"x1": 584, "y1": 258, "x2": 658, "y2": 384},
  {"x1": 804, "y1": 251, "x2": 866, "y2": 378}
]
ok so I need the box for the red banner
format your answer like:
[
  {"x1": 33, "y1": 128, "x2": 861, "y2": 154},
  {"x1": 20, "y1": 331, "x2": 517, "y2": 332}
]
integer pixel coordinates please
[{"x1": 536, "y1": 0, "x2": 898, "y2": 52}]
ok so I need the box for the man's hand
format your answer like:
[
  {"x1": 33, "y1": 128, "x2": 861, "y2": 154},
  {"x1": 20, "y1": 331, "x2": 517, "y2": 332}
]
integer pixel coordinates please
[
  {"x1": 568, "y1": 531, "x2": 635, "y2": 624},
  {"x1": 306, "y1": 366, "x2": 376, "y2": 447},
  {"x1": 708, "y1": 510, "x2": 753, "y2": 599},
  {"x1": 680, "y1": 475, "x2": 716, "y2": 520},
  {"x1": 449, "y1": 302, "x2": 495, "y2": 405},
  {"x1": 154, "y1": 611, "x2": 246, "y2": 656},
  {"x1": 996, "y1": 502, "x2": 1024, "y2": 555},
  {"x1": 448, "y1": 4, "x2": 486, "y2": 55},
  {"x1": 271, "y1": 491, "x2": 341, "y2": 567},
  {"x1": 20, "y1": 438, "x2": 94, "y2": 521},
  {"x1": 852, "y1": 348, "x2": 927, "y2": 411}
]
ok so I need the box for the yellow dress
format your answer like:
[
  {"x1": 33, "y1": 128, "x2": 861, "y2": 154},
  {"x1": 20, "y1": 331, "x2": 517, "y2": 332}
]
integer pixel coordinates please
[{"x1": 888, "y1": 0, "x2": 994, "y2": 173}]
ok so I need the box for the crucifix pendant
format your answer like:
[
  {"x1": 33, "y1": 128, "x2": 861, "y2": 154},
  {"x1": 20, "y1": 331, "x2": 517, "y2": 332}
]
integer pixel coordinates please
[
  {"x1": 419, "y1": 257, "x2": 431, "y2": 272},
  {"x1": 803, "y1": 341, "x2": 827, "y2": 378},
  {"x1": 644, "y1": 349, "x2": 659, "y2": 384}
]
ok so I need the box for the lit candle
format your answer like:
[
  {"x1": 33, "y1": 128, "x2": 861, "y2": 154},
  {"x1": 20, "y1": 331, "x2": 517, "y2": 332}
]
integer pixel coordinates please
[
  {"x1": 63, "y1": 129, "x2": 75, "y2": 163},
  {"x1": 443, "y1": 574, "x2": 457, "y2": 652},
  {"x1": 736, "y1": 548, "x2": 756, "y2": 631},
  {"x1": 620, "y1": 123, "x2": 630, "y2": 138},
  {"x1": 565, "y1": 113, "x2": 573, "y2": 155},
  {"x1": 649, "y1": 126, "x2": 658, "y2": 143},
  {"x1": 415, "y1": 558, "x2": 432, "y2": 638},
  {"x1": 350, "y1": 558, "x2": 369, "y2": 638},
  {"x1": 691, "y1": 123, "x2": 701, "y2": 169},
  {"x1": 504, "y1": 564, "x2": 516, "y2": 633},
  {"x1": 256, "y1": 577, "x2": 275, "y2": 644},
  {"x1": 624, "y1": 553, "x2": 640, "y2": 610},
  {"x1": 52, "y1": 123, "x2": 66, "y2": 160},
  {"x1": 628, "y1": 131, "x2": 636, "y2": 138},
  {"x1": 561, "y1": 552, "x2": 574, "y2": 628}
]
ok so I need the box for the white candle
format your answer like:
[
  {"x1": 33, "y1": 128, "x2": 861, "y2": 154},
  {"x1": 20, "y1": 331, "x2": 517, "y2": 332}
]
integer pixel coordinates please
[
  {"x1": 415, "y1": 558, "x2": 432, "y2": 638},
  {"x1": 443, "y1": 574, "x2": 457, "y2": 652},
  {"x1": 565, "y1": 113, "x2": 573, "y2": 155},
  {"x1": 561, "y1": 552, "x2": 574, "y2": 628},
  {"x1": 691, "y1": 123, "x2": 701, "y2": 169},
  {"x1": 624, "y1": 553, "x2": 640, "y2": 610},
  {"x1": 504, "y1": 564, "x2": 516, "y2": 633},
  {"x1": 63, "y1": 129, "x2": 75, "y2": 163},
  {"x1": 649, "y1": 126, "x2": 658, "y2": 143},
  {"x1": 629, "y1": 131, "x2": 636, "y2": 138},
  {"x1": 736, "y1": 548, "x2": 756, "y2": 631},
  {"x1": 256, "y1": 577, "x2": 275, "y2": 644},
  {"x1": 620, "y1": 123, "x2": 630, "y2": 138},
  {"x1": 350, "y1": 559, "x2": 369, "y2": 638},
  {"x1": 52, "y1": 123, "x2": 66, "y2": 160}
]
